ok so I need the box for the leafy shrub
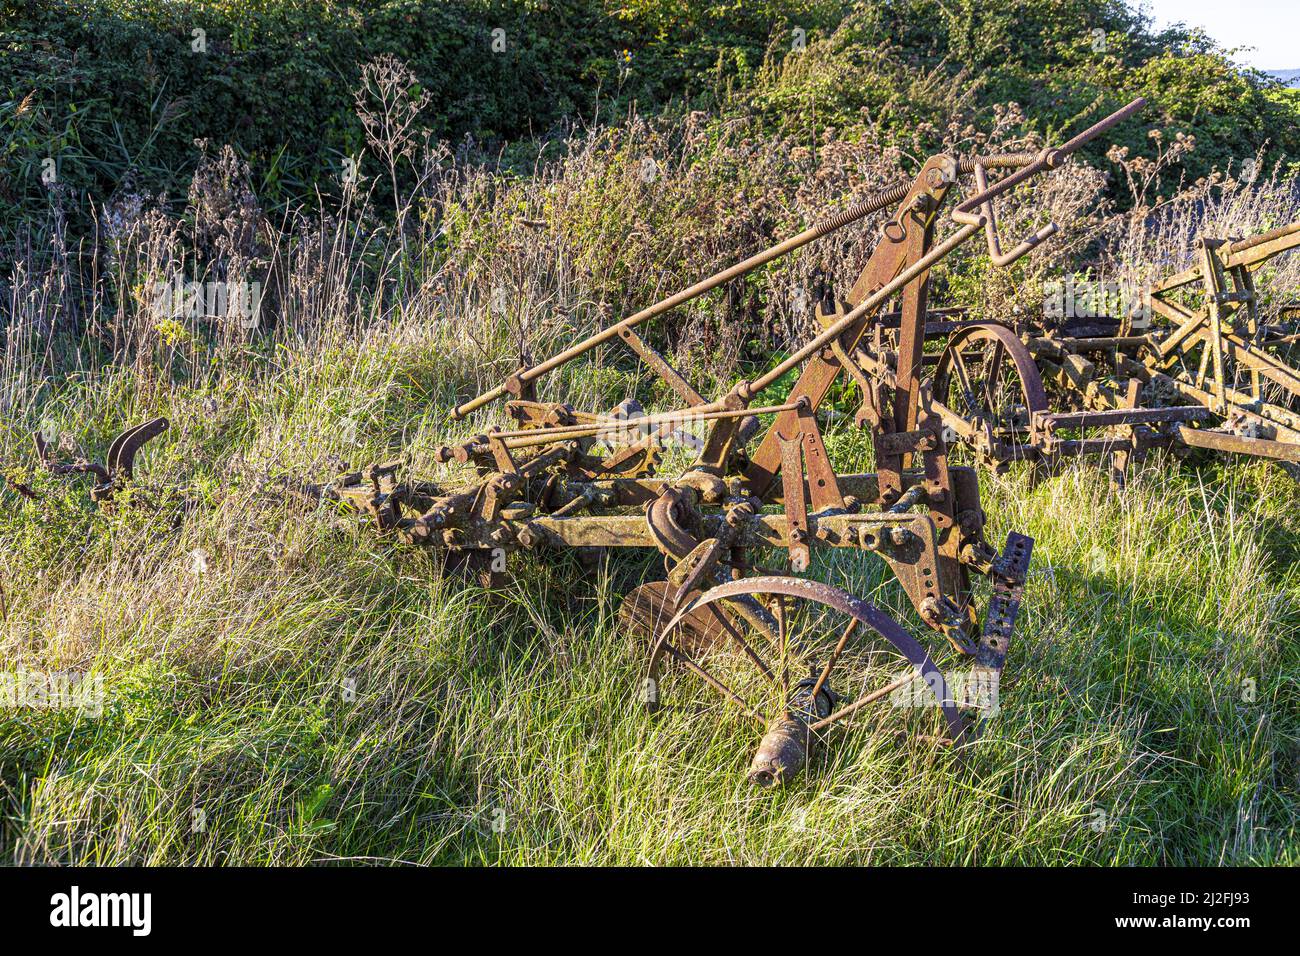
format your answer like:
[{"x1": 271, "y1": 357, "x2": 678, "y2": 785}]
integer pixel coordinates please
[
  {"x1": 0, "y1": 0, "x2": 838, "y2": 241},
  {"x1": 2, "y1": 0, "x2": 1297, "y2": 256}
]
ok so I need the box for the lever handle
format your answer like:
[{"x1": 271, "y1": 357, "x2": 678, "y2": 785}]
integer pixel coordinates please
[
  {"x1": 974, "y1": 164, "x2": 1058, "y2": 267},
  {"x1": 953, "y1": 96, "x2": 1146, "y2": 267},
  {"x1": 1046, "y1": 96, "x2": 1147, "y2": 167}
]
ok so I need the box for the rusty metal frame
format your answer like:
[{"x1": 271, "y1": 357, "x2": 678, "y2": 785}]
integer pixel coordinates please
[
  {"x1": 926, "y1": 217, "x2": 1300, "y2": 484},
  {"x1": 323, "y1": 99, "x2": 1146, "y2": 785},
  {"x1": 20, "y1": 417, "x2": 170, "y2": 504}
]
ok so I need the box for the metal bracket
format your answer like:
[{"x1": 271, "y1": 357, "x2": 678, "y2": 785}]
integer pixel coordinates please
[{"x1": 976, "y1": 531, "x2": 1034, "y2": 674}]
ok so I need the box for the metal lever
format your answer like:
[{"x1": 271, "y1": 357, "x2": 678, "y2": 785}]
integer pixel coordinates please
[
  {"x1": 952, "y1": 97, "x2": 1146, "y2": 268},
  {"x1": 973, "y1": 163, "x2": 1058, "y2": 267}
]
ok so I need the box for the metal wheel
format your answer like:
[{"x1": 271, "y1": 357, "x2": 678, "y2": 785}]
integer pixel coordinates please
[
  {"x1": 931, "y1": 323, "x2": 1047, "y2": 468},
  {"x1": 645, "y1": 576, "x2": 965, "y2": 786}
]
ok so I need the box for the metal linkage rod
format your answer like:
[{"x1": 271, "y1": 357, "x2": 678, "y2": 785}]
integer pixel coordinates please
[
  {"x1": 953, "y1": 98, "x2": 1146, "y2": 266},
  {"x1": 455, "y1": 401, "x2": 804, "y2": 455},
  {"x1": 451, "y1": 181, "x2": 919, "y2": 420},
  {"x1": 1224, "y1": 219, "x2": 1300, "y2": 257},
  {"x1": 451, "y1": 98, "x2": 1143, "y2": 422},
  {"x1": 739, "y1": 223, "x2": 984, "y2": 398}
]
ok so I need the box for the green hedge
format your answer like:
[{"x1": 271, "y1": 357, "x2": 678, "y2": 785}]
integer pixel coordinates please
[
  {"x1": 745, "y1": 0, "x2": 1300, "y2": 186},
  {"x1": 1, "y1": 1, "x2": 846, "y2": 229},
  {"x1": 2, "y1": 0, "x2": 1296, "y2": 245}
]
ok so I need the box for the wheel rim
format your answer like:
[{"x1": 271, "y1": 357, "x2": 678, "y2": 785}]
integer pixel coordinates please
[
  {"x1": 646, "y1": 576, "x2": 966, "y2": 783},
  {"x1": 932, "y1": 324, "x2": 1047, "y2": 467}
]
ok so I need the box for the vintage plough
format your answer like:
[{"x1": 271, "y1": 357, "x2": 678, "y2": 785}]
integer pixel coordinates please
[
  {"x1": 317, "y1": 99, "x2": 1146, "y2": 785},
  {"x1": 923, "y1": 218, "x2": 1300, "y2": 483},
  {"x1": 11, "y1": 417, "x2": 170, "y2": 504}
]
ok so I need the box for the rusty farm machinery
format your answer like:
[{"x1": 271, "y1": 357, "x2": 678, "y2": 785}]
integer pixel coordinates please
[
  {"x1": 313, "y1": 97, "x2": 1147, "y2": 786},
  {"x1": 923, "y1": 219, "x2": 1300, "y2": 483},
  {"x1": 15, "y1": 91, "x2": 1300, "y2": 788},
  {"x1": 10, "y1": 417, "x2": 171, "y2": 505}
]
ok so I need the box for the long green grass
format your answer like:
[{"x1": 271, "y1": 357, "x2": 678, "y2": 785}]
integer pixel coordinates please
[
  {"x1": 2, "y1": 340, "x2": 1296, "y2": 863},
  {"x1": 2, "y1": 94, "x2": 1298, "y2": 865}
]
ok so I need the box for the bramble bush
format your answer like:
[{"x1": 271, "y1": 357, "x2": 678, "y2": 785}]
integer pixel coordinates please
[
  {"x1": 3, "y1": 0, "x2": 1297, "y2": 250},
  {"x1": 0, "y1": 0, "x2": 841, "y2": 240}
]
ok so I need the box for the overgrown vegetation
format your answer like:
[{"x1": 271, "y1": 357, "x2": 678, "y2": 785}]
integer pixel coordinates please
[
  {"x1": 1, "y1": 1, "x2": 1298, "y2": 864},
  {"x1": 4, "y1": 0, "x2": 1298, "y2": 242}
]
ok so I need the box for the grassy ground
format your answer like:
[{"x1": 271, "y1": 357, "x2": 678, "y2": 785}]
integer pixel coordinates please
[
  {"x1": 1, "y1": 331, "x2": 1297, "y2": 863},
  {"x1": 2, "y1": 89, "x2": 1298, "y2": 865}
]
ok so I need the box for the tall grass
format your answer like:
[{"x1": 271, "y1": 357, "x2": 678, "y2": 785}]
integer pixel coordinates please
[{"x1": 1, "y1": 88, "x2": 1298, "y2": 865}]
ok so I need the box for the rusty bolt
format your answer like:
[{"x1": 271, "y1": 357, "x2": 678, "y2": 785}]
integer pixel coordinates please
[
  {"x1": 919, "y1": 596, "x2": 943, "y2": 625},
  {"x1": 888, "y1": 527, "x2": 913, "y2": 547},
  {"x1": 516, "y1": 524, "x2": 539, "y2": 548},
  {"x1": 403, "y1": 523, "x2": 433, "y2": 545}
]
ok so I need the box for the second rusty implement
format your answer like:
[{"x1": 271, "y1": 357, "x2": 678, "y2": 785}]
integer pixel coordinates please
[
  {"x1": 924, "y1": 219, "x2": 1300, "y2": 483},
  {"x1": 325, "y1": 99, "x2": 1146, "y2": 785},
  {"x1": 17, "y1": 417, "x2": 170, "y2": 504}
]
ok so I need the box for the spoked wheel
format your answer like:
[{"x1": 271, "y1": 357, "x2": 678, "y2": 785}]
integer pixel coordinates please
[
  {"x1": 931, "y1": 323, "x2": 1047, "y2": 469},
  {"x1": 645, "y1": 576, "x2": 966, "y2": 787}
]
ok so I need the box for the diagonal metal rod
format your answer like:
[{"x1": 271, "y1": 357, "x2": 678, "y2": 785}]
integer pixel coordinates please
[
  {"x1": 706, "y1": 605, "x2": 776, "y2": 683},
  {"x1": 451, "y1": 101, "x2": 1141, "y2": 422},
  {"x1": 738, "y1": 223, "x2": 983, "y2": 398},
  {"x1": 662, "y1": 641, "x2": 765, "y2": 726},
  {"x1": 810, "y1": 617, "x2": 858, "y2": 702},
  {"x1": 775, "y1": 596, "x2": 789, "y2": 700},
  {"x1": 809, "y1": 669, "x2": 919, "y2": 731},
  {"x1": 475, "y1": 400, "x2": 803, "y2": 452},
  {"x1": 449, "y1": 154, "x2": 1046, "y2": 422},
  {"x1": 451, "y1": 182, "x2": 920, "y2": 420}
]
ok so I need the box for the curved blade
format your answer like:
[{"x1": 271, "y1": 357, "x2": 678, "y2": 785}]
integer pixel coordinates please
[
  {"x1": 105, "y1": 417, "x2": 168, "y2": 481},
  {"x1": 32, "y1": 430, "x2": 52, "y2": 469}
]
